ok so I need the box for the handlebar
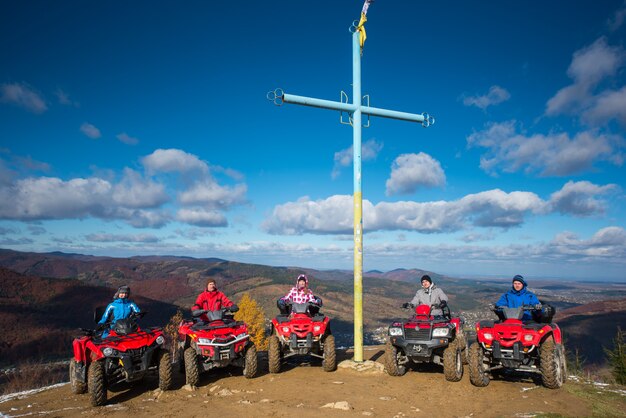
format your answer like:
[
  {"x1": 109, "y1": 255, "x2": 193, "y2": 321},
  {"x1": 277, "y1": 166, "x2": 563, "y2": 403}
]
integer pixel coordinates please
[{"x1": 490, "y1": 303, "x2": 542, "y2": 311}]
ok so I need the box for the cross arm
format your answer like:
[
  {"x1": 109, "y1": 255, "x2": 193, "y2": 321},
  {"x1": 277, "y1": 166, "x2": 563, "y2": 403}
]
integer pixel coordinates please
[{"x1": 267, "y1": 88, "x2": 435, "y2": 127}]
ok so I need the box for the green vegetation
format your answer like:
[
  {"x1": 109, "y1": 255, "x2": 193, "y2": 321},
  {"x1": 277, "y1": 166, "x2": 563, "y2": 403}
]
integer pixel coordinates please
[
  {"x1": 604, "y1": 327, "x2": 626, "y2": 385},
  {"x1": 565, "y1": 382, "x2": 626, "y2": 418}
]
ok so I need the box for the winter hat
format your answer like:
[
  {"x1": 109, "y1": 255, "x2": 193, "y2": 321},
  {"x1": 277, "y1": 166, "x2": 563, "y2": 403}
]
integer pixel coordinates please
[
  {"x1": 114, "y1": 285, "x2": 130, "y2": 299},
  {"x1": 421, "y1": 275, "x2": 432, "y2": 284},
  {"x1": 512, "y1": 274, "x2": 527, "y2": 287}
]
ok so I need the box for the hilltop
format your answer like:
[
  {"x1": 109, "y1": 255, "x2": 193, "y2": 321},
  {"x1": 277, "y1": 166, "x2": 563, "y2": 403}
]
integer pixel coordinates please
[{"x1": 1, "y1": 347, "x2": 625, "y2": 417}]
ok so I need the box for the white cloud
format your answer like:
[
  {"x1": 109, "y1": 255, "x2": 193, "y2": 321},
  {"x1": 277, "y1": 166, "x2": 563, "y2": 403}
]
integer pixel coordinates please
[
  {"x1": 54, "y1": 88, "x2": 79, "y2": 107},
  {"x1": 332, "y1": 139, "x2": 383, "y2": 179},
  {"x1": 86, "y1": 233, "x2": 160, "y2": 243},
  {"x1": 548, "y1": 180, "x2": 617, "y2": 216},
  {"x1": 176, "y1": 208, "x2": 227, "y2": 227},
  {"x1": 112, "y1": 168, "x2": 169, "y2": 208},
  {"x1": 584, "y1": 85, "x2": 626, "y2": 126},
  {"x1": 385, "y1": 152, "x2": 446, "y2": 196},
  {"x1": 263, "y1": 181, "x2": 613, "y2": 235},
  {"x1": 0, "y1": 82, "x2": 47, "y2": 114},
  {"x1": 462, "y1": 85, "x2": 511, "y2": 110},
  {"x1": 546, "y1": 37, "x2": 626, "y2": 121},
  {"x1": 27, "y1": 225, "x2": 46, "y2": 235},
  {"x1": 141, "y1": 148, "x2": 208, "y2": 174},
  {"x1": 116, "y1": 132, "x2": 139, "y2": 145},
  {"x1": 80, "y1": 122, "x2": 101, "y2": 139},
  {"x1": 467, "y1": 120, "x2": 624, "y2": 176},
  {"x1": 0, "y1": 226, "x2": 20, "y2": 235},
  {"x1": 608, "y1": 2, "x2": 626, "y2": 32},
  {"x1": 549, "y1": 226, "x2": 626, "y2": 258},
  {"x1": 178, "y1": 181, "x2": 247, "y2": 209}
]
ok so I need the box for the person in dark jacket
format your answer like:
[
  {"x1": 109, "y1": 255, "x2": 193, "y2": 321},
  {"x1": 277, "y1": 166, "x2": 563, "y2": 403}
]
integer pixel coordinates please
[
  {"x1": 98, "y1": 285, "x2": 141, "y2": 337},
  {"x1": 192, "y1": 278, "x2": 234, "y2": 321},
  {"x1": 495, "y1": 274, "x2": 540, "y2": 321},
  {"x1": 408, "y1": 275, "x2": 448, "y2": 316}
]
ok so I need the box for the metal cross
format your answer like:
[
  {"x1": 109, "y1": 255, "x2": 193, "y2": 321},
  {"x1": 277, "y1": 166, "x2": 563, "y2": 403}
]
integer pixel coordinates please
[{"x1": 267, "y1": 17, "x2": 435, "y2": 362}]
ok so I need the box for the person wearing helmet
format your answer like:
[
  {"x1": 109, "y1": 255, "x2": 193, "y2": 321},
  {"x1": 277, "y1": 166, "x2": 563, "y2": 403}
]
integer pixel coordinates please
[
  {"x1": 98, "y1": 285, "x2": 141, "y2": 337},
  {"x1": 406, "y1": 274, "x2": 448, "y2": 316},
  {"x1": 192, "y1": 278, "x2": 235, "y2": 321},
  {"x1": 495, "y1": 274, "x2": 541, "y2": 321},
  {"x1": 277, "y1": 274, "x2": 322, "y2": 315}
]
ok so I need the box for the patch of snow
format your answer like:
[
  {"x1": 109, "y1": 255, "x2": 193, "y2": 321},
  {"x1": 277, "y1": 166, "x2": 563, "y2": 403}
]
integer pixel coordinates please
[{"x1": 0, "y1": 383, "x2": 68, "y2": 404}]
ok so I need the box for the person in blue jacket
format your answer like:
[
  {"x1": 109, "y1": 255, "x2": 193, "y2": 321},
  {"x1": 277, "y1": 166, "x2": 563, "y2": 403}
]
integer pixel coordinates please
[
  {"x1": 495, "y1": 275, "x2": 540, "y2": 321},
  {"x1": 98, "y1": 285, "x2": 140, "y2": 337}
]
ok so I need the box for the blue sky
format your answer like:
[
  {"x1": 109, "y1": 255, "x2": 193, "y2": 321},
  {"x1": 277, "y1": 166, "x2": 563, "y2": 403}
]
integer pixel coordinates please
[{"x1": 1, "y1": 1, "x2": 625, "y2": 280}]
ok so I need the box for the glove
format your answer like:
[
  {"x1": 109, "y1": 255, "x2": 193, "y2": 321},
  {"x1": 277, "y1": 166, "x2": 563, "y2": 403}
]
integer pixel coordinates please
[
  {"x1": 534, "y1": 303, "x2": 542, "y2": 310},
  {"x1": 228, "y1": 304, "x2": 239, "y2": 313},
  {"x1": 314, "y1": 296, "x2": 323, "y2": 307},
  {"x1": 439, "y1": 300, "x2": 447, "y2": 307},
  {"x1": 401, "y1": 302, "x2": 412, "y2": 309}
]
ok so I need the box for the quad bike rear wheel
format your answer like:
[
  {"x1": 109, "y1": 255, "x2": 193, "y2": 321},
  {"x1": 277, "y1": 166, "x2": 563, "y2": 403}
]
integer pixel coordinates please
[
  {"x1": 443, "y1": 339, "x2": 463, "y2": 382},
  {"x1": 184, "y1": 347, "x2": 200, "y2": 386},
  {"x1": 468, "y1": 342, "x2": 490, "y2": 387},
  {"x1": 243, "y1": 343, "x2": 258, "y2": 378},
  {"x1": 268, "y1": 335, "x2": 281, "y2": 374},
  {"x1": 158, "y1": 350, "x2": 173, "y2": 391},
  {"x1": 539, "y1": 336, "x2": 564, "y2": 389},
  {"x1": 69, "y1": 359, "x2": 86, "y2": 394},
  {"x1": 384, "y1": 340, "x2": 407, "y2": 376},
  {"x1": 322, "y1": 334, "x2": 337, "y2": 372},
  {"x1": 88, "y1": 360, "x2": 107, "y2": 406}
]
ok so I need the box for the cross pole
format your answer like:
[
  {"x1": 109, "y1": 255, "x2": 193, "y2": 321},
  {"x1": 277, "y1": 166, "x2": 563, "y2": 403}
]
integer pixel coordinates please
[{"x1": 267, "y1": 16, "x2": 435, "y2": 363}]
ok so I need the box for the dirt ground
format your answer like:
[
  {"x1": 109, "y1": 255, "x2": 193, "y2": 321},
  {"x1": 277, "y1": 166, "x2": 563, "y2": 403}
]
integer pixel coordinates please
[{"x1": 0, "y1": 347, "x2": 597, "y2": 418}]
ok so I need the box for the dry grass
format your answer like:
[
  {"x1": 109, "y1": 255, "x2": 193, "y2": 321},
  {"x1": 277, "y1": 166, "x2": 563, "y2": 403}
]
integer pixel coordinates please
[{"x1": 0, "y1": 360, "x2": 68, "y2": 396}]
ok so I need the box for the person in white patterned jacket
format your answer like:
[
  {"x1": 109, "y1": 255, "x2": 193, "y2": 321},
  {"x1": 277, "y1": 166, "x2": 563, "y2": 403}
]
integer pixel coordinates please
[{"x1": 277, "y1": 274, "x2": 322, "y2": 316}]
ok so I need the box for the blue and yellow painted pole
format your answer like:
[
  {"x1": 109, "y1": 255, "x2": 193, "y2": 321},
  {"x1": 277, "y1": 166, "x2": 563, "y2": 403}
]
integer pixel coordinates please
[{"x1": 352, "y1": 29, "x2": 364, "y2": 363}]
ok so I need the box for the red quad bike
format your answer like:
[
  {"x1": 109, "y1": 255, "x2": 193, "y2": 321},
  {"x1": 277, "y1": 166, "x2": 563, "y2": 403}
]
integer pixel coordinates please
[
  {"x1": 268, "y1": 301, "x2": 336, "y2": 373},
  {"x1": 178, "y1": 306, "x2": 258, "y2": 386},
  {"x1": 468, "y1": 304, "x2": 566, "y2": 389},
  {"x1": 384, "y1": 303, "x2": 467, "y2": 382},
  {"x1": 69, "y1": 310, "x2": 173, "y2": 407}
]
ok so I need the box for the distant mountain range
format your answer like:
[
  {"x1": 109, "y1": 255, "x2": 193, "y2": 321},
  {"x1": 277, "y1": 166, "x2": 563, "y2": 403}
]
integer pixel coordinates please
[{"x1": 0, "y1": 248, "x2": 623, "y2": 367}]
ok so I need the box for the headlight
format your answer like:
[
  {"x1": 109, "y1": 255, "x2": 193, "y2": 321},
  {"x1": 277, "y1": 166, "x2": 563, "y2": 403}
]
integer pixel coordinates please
[
  {"x1": 483, "y1": 332, "x2": 493, "y2": 341},
  {"x1": 198, "y1": 338, "x2": 212, "y2": 345},
  {"x1": 432, "y1": 328, "x2": 450, "y2": 337},
  {"x1": 389, "y1": 327, "x2": 403, "y2": 336},
  {"x1": 313, "y1": 325, "x2": 321, "y2": 332},
  {"x1": 523, "y1": 334, "x2": 534, "y2": 342},
  {"x1": 102, "y1": 347, "x2": 115, "y2": 357},
  {"x1": 156, "y1": 335, "x2": 165, "y2": 345},
  {"x1": 282, "y1": 327, "x2": 290, "y2": 333}
]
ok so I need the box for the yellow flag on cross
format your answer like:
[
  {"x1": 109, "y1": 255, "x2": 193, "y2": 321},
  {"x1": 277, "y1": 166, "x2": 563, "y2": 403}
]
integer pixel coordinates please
[{"x1": 357, "y1": 0, "x2": 373, "y2": 50}]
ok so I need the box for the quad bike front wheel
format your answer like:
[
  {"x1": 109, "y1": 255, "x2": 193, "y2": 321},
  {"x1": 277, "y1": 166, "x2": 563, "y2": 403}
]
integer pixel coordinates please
[
  {"x1": 243, "y1": 343, "x2": 258, "y2": 378},
  {"x1": 443, "y1": 339, "x2": 463, "y2": 382},
  {"x1": 184, "y1": 347, "x2": 200, "y2": 386},
  {"x1": 468, "y1": 342, "x2": 490, "y2": 387},
  {"x1": 158, "y1": 350, "x2": 173, "y2": 390},
  {"x1": 322, "y1": 334, "x2": 337, "y2": 372},
  {"x1": 69, "y1": 359, "x2": 86, "y2": 394},
  {"x1": 88, "y1": 360, "x2": 107, "y2": 406},
  {"x1": 268, "y1": 335, "x2": 281, "y2": 374},
  {"x1": 539, "y1": 336, "x2": 564, "y2": 389},
  {"x1": 384, "y1": 340, "x2": 407, "y2": 376}
]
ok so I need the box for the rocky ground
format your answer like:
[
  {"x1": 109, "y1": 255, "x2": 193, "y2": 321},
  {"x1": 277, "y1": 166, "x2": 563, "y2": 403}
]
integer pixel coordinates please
[{"x1": 1, "y1": 347, "x2": 623, "y2": 418}]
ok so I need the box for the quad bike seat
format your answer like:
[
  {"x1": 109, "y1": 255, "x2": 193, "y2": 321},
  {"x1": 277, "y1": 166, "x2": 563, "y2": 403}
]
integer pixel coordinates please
[
  {"x1": 479, "y1": 320, "x2": 495, "y2": 328},
  {"x1": 276, "y1": 315, "x2": 291, "y2": 323}
]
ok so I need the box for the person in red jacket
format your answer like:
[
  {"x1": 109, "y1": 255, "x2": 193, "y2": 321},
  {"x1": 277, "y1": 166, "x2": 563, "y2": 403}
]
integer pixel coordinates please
[{"x1": 192, "y1": 279, "x2": 235, "y2": 321}]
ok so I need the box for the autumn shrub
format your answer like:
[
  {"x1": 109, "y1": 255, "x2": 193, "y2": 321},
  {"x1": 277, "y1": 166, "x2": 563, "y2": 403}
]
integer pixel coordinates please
[{"x1": 234, "y1": 293, "x2": 268, "y2": 350}]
